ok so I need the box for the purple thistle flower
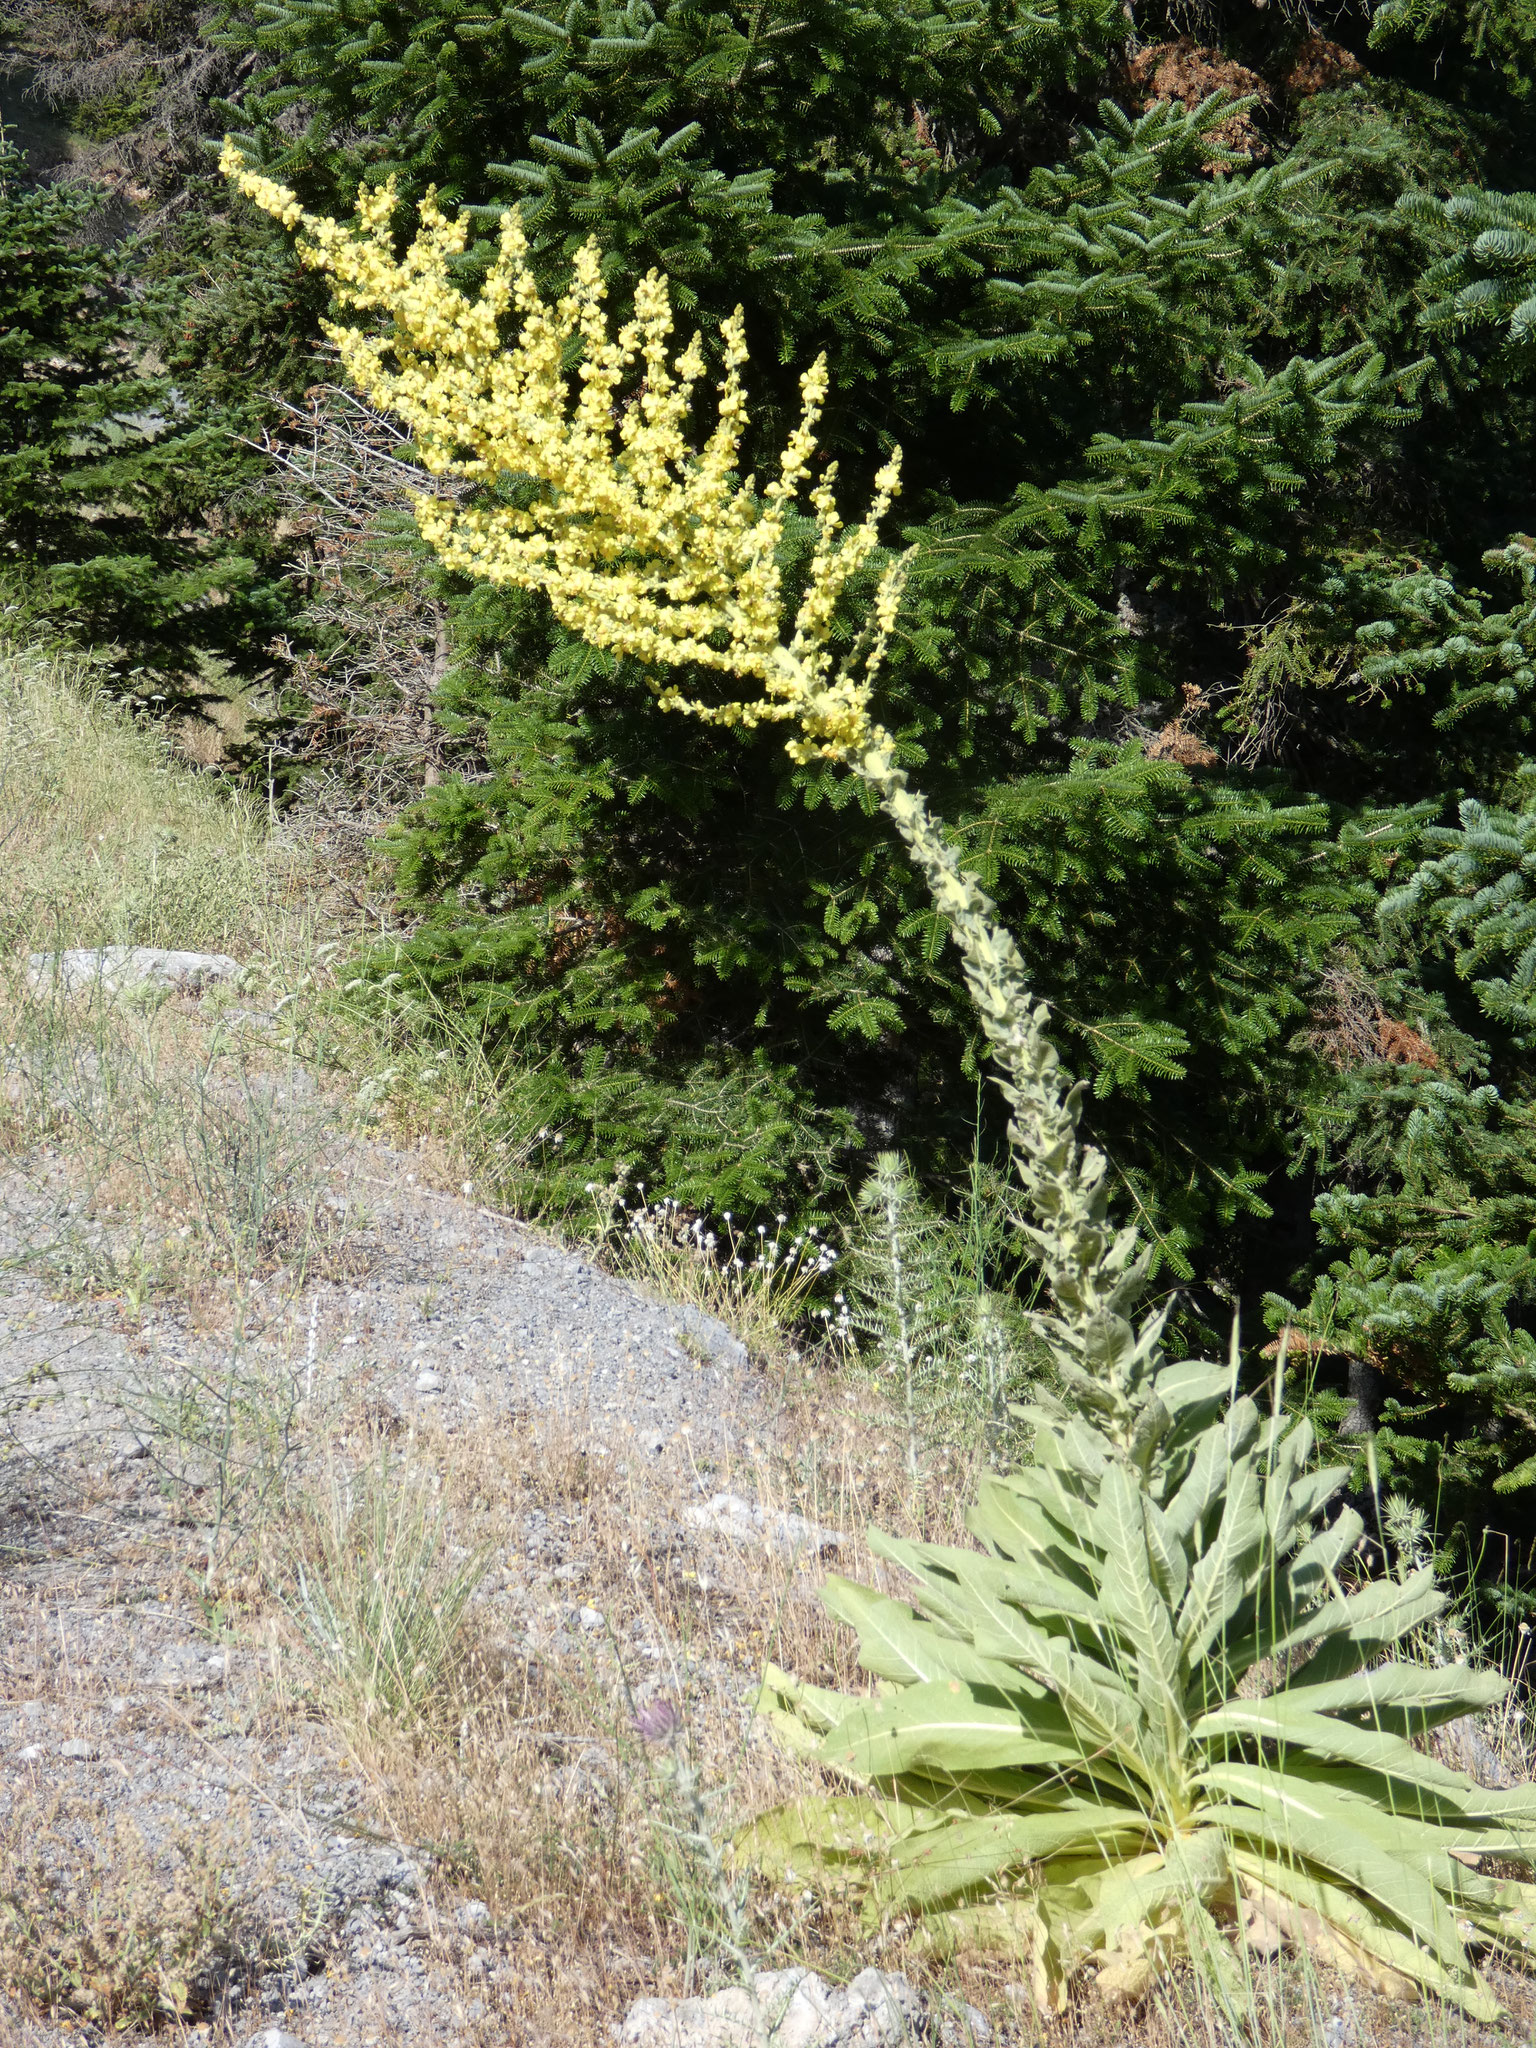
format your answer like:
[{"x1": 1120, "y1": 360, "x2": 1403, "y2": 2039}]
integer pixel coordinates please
[{"x1": 632, "y1": 1696, "x2": 682, "y2": 1743}]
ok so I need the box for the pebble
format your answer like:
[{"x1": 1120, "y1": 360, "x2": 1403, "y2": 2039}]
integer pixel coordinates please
[
  {"x1": 938, "y1": 2007, "x2": 992, "y2": 2048},
  {"x1": 59, "y1": 1738, "x2": 100, "y2": 1760},
  {"x1": 579, "y1": 1604, "x2": 604, "y2": 1631},
  {"x1": 456, "y1": 1899, "x2": 492, "y2": 1930},
  {"x1": 414, "y1": 1367, "x2": 445, "y2": 1393},
  {"x1": 240, "y1": 2029, "x2": 309, "y2": 2048},
  {"x1": 157, "y1": 1663, "x2": 217, "y2": 1690}
]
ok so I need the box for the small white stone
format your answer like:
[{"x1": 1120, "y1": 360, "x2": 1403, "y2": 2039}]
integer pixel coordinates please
[
  {"x1": 414, "y1": 1368, "x2": 445, "y2": 1393},
  {"x1": 13, "y1": 1744, "x2": 43, "y2": 1763},
  {"x1": 578, "y1": 1605, "x2": 604, "y2": 1632},
  {"x1": 937, "y1": 2003, "x2": 992, "y2": 2048},
  {"x1": 59, "y1": 1738, "x2": 99, "y2": 1761},
  {"x1": 685, "y1": 1490, "x2": 842, "y2": 1556}
]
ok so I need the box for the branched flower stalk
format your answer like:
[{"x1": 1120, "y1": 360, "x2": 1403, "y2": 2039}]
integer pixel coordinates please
[
  {"x1": 224, "y1": 145, "x2": 1146, "y2": 1449},
  {"x1": 228, "y1": 155, "x2": 1536, "y2": 2017}
]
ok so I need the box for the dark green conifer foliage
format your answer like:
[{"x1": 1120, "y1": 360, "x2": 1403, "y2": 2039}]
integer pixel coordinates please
[
  {"x1": 1407, "y1": 186, "x2": 1536, "y2": 368},
  {"x1": 217, "y1": 0, "x2": 1444, "y2": 1221},
  {"x1": 1369, "y1": 0, "x2": 1536, "y2": 100},
  {"x1": 0, "y1": 134, "x2": 286, "y2": 684}
]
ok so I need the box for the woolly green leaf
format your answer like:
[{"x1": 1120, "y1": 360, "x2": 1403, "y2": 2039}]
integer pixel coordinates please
[
  {"x1": 951, "y1": 1548, "x2": 1108, "y2": 1633},
  {"x1": 1284, "y1": 1660, "x2": 1508, "y2": 1728},
  {"x1": 1284, "y1": 1509, "x2": 1367, "y2": 1606},
  {"x1": 1163, "y1": 1421, "x2": 1238, "y2": 1549},
  {"x1": 966, "y1": 1471, "x2": 1096, "y2": 1581},
  {"x1": 815, "y1": 1677, "x2": 1085, "y2": 1782},
  {"x1": 1269, "y1": 1567, "x2": 1444, "y2": 1683},
  {"x1": 756, "y1": 1661, "x2": 858, "y2": 1742},
  {"x1": 1199, "y1": 1767, "x2": 1468, "y2": 1965},
  {"x1": 1140, "y1": 1490, "x2": 1189, "y2": 1611},
  {"x1": 1071, "y1": 1829, "x2": 1231, "y2": 1950},
  {"x1": 1176, "y1": 1455, "x2": 1264, "y2": 1664},
  {"x1": 868, "y1": 1806, "x2": 1149, "y2": 1915},
  {"x1": 821, "y1": 1577, "x2": 1045, "y2": 1695},
  {"x1": 1227, "y1": 1847, "x2": 1497, "y2": 2018},
  {"x1": 1195, "y1": 1697, "x2": 1481, "y2": 1799},
  {"x1": 734, "y1": 1792, "x2": 943, "y2": 1885},
  {"x1": 1093, "y1": 1464, "x2": 1183, "y2": 1742}
]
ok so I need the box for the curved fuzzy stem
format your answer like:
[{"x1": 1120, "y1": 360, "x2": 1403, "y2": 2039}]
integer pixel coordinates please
[{"x1": 846, "y1": 729, "x2": 1166, "y2": 1457}]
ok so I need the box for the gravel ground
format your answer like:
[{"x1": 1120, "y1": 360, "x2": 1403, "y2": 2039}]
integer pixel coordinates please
[{"x1": 0, "y1": 1116, "x2": 782, "y2": 2048}]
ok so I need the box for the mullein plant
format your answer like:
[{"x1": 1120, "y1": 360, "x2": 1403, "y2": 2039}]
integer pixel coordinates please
[{"x1": 224, "y1": 151, "x2": 1536, "y2": 2015}]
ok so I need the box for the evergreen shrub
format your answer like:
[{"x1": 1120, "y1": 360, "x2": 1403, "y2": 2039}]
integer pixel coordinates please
[{"x1": 214, "y1": 2, "x2": 1536, "y2": 1586}]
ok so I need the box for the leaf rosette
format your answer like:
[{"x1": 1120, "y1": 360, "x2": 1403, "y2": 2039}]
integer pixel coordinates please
[{"x1": 745, "y1": 1365, "x2": 1536, "y2": 2013}]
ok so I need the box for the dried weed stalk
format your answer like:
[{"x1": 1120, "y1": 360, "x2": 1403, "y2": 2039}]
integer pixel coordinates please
[{"x1": 0, "y1": 1791, "x2": 266, "y2": 2030}]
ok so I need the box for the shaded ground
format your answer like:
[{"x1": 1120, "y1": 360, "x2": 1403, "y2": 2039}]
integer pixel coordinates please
[{"x1": 0, "y1": 63, "x2": 80, "y2": 175}]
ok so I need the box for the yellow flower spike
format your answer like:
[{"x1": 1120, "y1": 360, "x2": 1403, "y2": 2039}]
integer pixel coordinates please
[{"x1": 223, "y1": 144, "x2": 904, "y2": 764}]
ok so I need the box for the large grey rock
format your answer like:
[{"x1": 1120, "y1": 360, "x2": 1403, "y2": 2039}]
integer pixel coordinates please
[
  {"x1": 684, "y1": 1491, "x2": 842, "y2": 1558},
  {"x1": 27, "y1": 946, "x2": 243, "y2": 997},
  {"x1": 622, "y1": 1968, "x2": 952, "y2": 2048}
]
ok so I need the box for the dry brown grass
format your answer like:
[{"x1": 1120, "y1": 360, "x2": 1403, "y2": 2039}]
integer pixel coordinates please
[
  {"x1": 0, "y1": 1791, "x2": 270, "y2": 2032},
  {"x1": 238, "y1": 1390, "x2": 987, "y2": 2042},
  {"x1": 0, "y1": 639, "x2": 285, "y2": 963},
  {"x1": 0, "y1": 977, "x2": 362, "y2": 1304}
]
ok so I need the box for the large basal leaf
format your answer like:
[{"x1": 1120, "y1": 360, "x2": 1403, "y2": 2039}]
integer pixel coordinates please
[
  {"x1": 815, "y1": 1676, "x2": 1089, "y2": 1781},
  {"x1": 966, "y1": 1473, "x2": 1101, "y2": 1590},
  {"x1": 1176, "y1": 1454, "x2": 1264, "y2": 1665},
  {"x1": 734, "y1": 1791, "x2": 937, "y2": 1889},
  {"x1": 1269, "y1": 1567, "x2": 1445, "y2": 1684},
  {"x1": 1093, "y1": 1464, "x2": 1185, "y2": 1747},
  {"x1": 1195, "y1": 1697, "x2": 1487, "y2": 1800},
  {"x1": 1138, "y1": 1489, "x2": 1189, "y2": 1608},
  {"x1": 1163, "y1": 1418, "x2": 1244, "y2": 1549},
  {"x1": 1066, "y1": 1829, "x2": 1232, "y2": 1954},
  {"x1": 1198, "y1": 1761, "x2": 1470, "y2": 1965},
  {"x1": 820, "y1": 1577, "x2": 1047, "y2": 1695},
  {"x1": 971, "y1": 1464, "x2": 1107, "y2": 1580},
  {"x1": 950, "y1": 1547, "x2": 1110, "y2": 1634},
  {"x1": 1282, "y1": 1660, "x2": 1508, "y2": 1728},
  {"x1": 1228, "y1": 1847, "x2": 1491, "y2": 2015},
  {"x1": 1284, "y1": 1507, "x2": 1367, "y2": 1606},
  {"x1": 867, "y1": 1806, "x2": 1151, "y2": 1917}
]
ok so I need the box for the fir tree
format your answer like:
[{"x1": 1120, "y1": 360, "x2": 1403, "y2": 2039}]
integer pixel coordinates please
[{"x1": 0, "y1": 134, "x2": 287, "y2": 688}]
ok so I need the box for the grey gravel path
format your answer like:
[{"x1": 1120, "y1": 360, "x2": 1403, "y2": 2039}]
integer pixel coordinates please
[{"x1": 0, "y1": 1130, "x2": 776, "y2": 2048}]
